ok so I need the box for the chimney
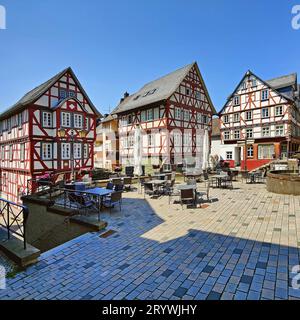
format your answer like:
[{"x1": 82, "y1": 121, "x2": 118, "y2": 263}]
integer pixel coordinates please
[{"x1": 120, "y1": 92, "x2": 130, "y2": 103}]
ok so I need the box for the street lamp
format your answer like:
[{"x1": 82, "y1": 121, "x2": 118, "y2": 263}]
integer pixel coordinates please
[{"x1": 58, "y1": 128, "x2": 88, "y2": 182}]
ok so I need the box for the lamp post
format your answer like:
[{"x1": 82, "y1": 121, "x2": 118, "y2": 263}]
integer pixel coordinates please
[{"x1": 58, "y1": 128, "x2": 88, "y2": 183}]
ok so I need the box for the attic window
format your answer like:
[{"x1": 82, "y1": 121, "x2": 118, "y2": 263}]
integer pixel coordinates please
[
  {"x1": 59, "y1": 89, "x2": 76, "y2": 99},
  {"x1": 59, "y1": 89, "x2": 67, "y2": 99},
  {"x1": 186, "y1": 88, "x2": 190, "y2": 96},
  {"x1": 143, "y1": 89, "x2": 157, "y2": 97},
  {"x1": 252, "y1": 79, "x2": 257, "y2": 87},
  {"x1": 133, "y1": 95, "x2": 140, "y2": 101}
]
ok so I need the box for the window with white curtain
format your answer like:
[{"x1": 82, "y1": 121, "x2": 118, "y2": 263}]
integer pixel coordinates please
[
  {"x1": 74, "y1": 143, "x2": 82, "y2": 159},
  {"x1": 61, "y1": 143, "x2": 71, "y2": 160},
  {"x1": 258, "y1": 144, "x2": 274, "y2": 159},
  {"x1": 42, "y1": 143, "x2": 52, "y2": 160}
]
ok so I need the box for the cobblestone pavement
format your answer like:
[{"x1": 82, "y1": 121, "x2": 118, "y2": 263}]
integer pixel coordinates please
[{"x1": 0, "y1": 182, "x2": 300, "y2": 300}]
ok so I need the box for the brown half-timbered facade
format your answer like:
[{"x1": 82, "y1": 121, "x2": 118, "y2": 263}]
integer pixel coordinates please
[{"x1": 0, "y1": 67, "x2": 100, "y2": 203}]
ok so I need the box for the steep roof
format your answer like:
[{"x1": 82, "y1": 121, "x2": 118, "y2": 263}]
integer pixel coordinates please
[
  {"x1": 113, "y1": 62, "x2": 216, "y2": 115},
  {"x1": 211, "y1": 118, "x2": 220, "y2": 137},
  {"x1": 266, "y1": 73, "x2": 297, "y2": 90},
  {"x1": 0, "y1": 67, "x2": 101, "y2": 120},
  {"x1": 219, "y1": 70, "x2": 297, "y2": 115}
]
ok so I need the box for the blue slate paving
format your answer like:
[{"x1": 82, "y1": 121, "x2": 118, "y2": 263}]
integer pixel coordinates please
[{"x1": 0, "y1": 184, "x2": 300, "y2": 300}]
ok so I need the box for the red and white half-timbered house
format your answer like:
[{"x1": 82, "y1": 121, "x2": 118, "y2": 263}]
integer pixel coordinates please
[
  {"x1": 0, "y1": 67, "x2": 100, "y2": 203},
  {"x1": 112, "y1": 62, "x2": 216, "y2": 170},
  {"x1": 219, "y1": 71, "x2": 300, "y2": 171}
]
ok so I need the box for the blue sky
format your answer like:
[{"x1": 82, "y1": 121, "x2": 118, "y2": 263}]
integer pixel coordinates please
[{"x1": 0, "y1": 0, "x2": 300, "y2": 115}]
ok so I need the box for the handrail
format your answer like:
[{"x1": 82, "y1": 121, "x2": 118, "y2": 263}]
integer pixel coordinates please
[{"x1": 0, "y1": 198, "x2": 29, "y2": 250}]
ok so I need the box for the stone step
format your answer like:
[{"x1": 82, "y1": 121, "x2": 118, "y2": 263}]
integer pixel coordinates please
[{"x1": 0, "y1": 228, "x2": 40, "y2": 267}]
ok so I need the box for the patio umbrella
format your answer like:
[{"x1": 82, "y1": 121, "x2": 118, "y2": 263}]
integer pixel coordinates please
[
  {"x1": 133, "y1": 126, "x2": 143, "y2": 176},
  {"x1": 202, "y1": 129, "x2": 210, "y2": 171}
]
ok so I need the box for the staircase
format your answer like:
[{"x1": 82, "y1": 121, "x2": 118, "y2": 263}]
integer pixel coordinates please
[{"x1": 250, "y1": 160, "x2": 288, "y2": 173}]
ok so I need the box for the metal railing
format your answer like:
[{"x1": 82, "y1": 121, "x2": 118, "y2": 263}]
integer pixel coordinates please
[
  {"x1": 0, "y1": 198, "x2": 29, "y2": 249},
  {"x1": 50, "y1": 187, "x2": 101, "y2": 222}
]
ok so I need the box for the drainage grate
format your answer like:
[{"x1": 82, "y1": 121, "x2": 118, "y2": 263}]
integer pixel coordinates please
[{"x1": 99, "y1": 230, "x2": 117, "y2": 238}]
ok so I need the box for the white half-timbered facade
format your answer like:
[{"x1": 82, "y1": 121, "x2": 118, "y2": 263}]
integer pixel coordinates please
[
  {"x1": 0, "y1": 67, "x2": 100, "y2": 203},
  {"x1": 112, "y1": 62, "x2": 216, "y2": 170},
  {"x1": 219, "y1": 71, "x2": 300, "y2": 171}
]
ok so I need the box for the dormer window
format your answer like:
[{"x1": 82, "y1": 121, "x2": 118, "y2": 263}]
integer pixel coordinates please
[
  {"x1": 143, "y1": 89, "x2": 157, "y2": 97},
  {"x1": 234, "y1": 96, "x2": 240, "y2": 106},
  {"x1": 261, "y1": 89, "x2": 269, "y2": 101}
]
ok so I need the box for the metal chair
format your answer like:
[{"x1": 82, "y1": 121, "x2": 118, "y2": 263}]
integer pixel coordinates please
[
  {"x1": 196, "y1": 181, "x2": 210, "y2": 204},
  {"x1": 144, "y1": 183, "x2": 155, "y2": 198},
  {"x1": 111, "y1": 178, "x2": 122, "y2": 186},
  {"x1": 221, "y1": 176, "x2": 233, "y2": 189},
  {"x1": 103, "y1": 191, "x2": 122, "y2": 214},
  {"x1": 163, "y1": 179, "x2": 179, "y2": 204},
  {"x1": 106, "y1": 182, "x2": 114, "y2": 190},
  {"x1": 123, "y1": 177, "x2": 132, "y2": 191},
  {"x1": 180, "y1": 188, "x2": 196, "y2": 209}
]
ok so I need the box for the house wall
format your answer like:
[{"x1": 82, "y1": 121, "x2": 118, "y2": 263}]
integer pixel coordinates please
[
  {"x1": 219, "y1": 72, "x2": 300, "y2": 171},
  {"x1": 118, "y1": 65, "x2": 214, "y2": 170},
  {"x1": 0, "y1": 70, "x2": 98, "y2": 204}
]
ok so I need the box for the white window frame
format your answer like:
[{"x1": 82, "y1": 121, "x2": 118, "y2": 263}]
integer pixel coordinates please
[
  {"x1": 224, "y1": 115, "x2": 229, "y2": 124},
  {"x1": 226, "y1": 151, "x2": 233, "y2": 160},
  {"x1": 61, "y1": 112, "x2": 71, "y2": 128},
  {"x1": 224, "y1": 131, "x2": 230, "y2": 140},
  {"x1": 42, "y1": 143, "x2": 52, "y2": 160},
  {"x1": 246, "y1": 128, "x2": 253, "y2": 139},
  {"x1": 247, "y1": 146, "x2": 254, "y2": 157},
  {"x1": 275, "y1": 106, "x2": 283, "y2": 116},
  {"x1": 258, "y1": 144, "x2": 275, "y2": 160},
  {"x1": 275, "y1": 125, "x2": 284, "y2": 137},
  {"x1": 146, "y1": 109, "x2": 153, "y2": 121},
  {"x1": 43, "y1": 112, "x2": 52, "y2": 128},
  {"x1": 18, "y1": 113, "x2": 23, "y2": 128},
  {"x1": 261, "y1": 89, "x2": 269, "y2": 101},
  {"x1": 61, "y1": 143, "x2": 71, "y2": 160},
  {"x1": 74, "y1": 143, "x2": 82, "y2": 160},
  {"x1": 262, "y1": 127, "x2": 270, "y2": 137},
  {"x1": 9, "y1": 145, "x2": 13, "y2": 162},
  {"x1": 184, "y1": 110, "x2": 190, "y2": 121},
  {"x1": 20, "y1": 143, "x2": 25, "y2": 162},
  {"x1": 175, "y1": 107, "x2": 181, "y2": 120},
  {"x1": 84, "y1": 144, "x2": 89, "y2": 158},
  {"x1": 234, "y1": 96, "x2": 240, "y2": 106},
  {"x1": 233, "y1": 113, "x2": 240, "y2": 123},
  {"x1": 74, "y1": 114, "x2": 83, "y2": 129},
  {"x1": 234, "y1": 130, "x2": 240, "y2": 139},
  {"x1": 262, "y1": 108, "x2": 269, "y2": 118},
  {"x1": 245, "y1": 111, "x2": 252, "y2": 121},
  {"x1": 148, "y1": 134, "x2": 155, "y2": 147}
]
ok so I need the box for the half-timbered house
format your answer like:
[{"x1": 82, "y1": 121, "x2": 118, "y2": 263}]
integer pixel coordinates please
[
  {"x1": 219, "y1": 71, "x2": 300, "y2": 171},
  {"x1": 112, "y1": 62, "x2": 216, "y2": 171},
  {"x1": 0, "y1": 67, "x2": 100, "y2": 203}
]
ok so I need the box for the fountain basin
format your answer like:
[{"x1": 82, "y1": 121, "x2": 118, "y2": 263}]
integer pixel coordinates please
[{"x1": 266, "y1": 170, "x2": 300, "y2": 195}]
